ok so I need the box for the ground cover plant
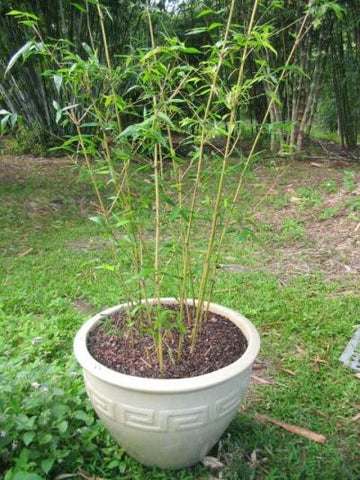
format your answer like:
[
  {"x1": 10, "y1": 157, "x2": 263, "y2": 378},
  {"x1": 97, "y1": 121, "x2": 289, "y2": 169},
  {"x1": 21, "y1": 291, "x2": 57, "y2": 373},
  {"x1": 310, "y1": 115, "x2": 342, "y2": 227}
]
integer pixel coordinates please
[{"x1": 0, "y1": 155, "x2": 359, "y2": 479}]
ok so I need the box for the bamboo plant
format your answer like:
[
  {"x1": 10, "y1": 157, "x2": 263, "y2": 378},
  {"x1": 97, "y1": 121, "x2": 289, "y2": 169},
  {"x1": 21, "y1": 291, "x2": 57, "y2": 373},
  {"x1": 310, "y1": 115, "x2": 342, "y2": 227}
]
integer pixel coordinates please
[{"x1": 6, "y1": 0, "x2": 316, "y2": 374}]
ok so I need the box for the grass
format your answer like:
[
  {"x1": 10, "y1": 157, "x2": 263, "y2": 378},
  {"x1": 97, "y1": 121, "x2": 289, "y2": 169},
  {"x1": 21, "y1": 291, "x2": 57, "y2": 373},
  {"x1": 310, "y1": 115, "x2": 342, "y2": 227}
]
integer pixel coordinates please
[{"x1": 0, "y1": 157, "x2": 359, "y2": 479}]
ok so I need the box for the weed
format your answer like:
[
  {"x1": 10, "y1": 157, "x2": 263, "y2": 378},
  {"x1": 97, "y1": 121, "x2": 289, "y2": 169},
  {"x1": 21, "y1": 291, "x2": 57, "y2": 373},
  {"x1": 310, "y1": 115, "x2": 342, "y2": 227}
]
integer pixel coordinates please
[
  {"x1": 269, "y1": 194, "x2": 290, "y2": 209},
  {"x1": 320, "y1": 179, "x2": 337, "y2": 193},
  {"x1": 279, "y1": 219, "x2": 304, "y2": 241},
  {"x1": 319, "y1": 206, "x2": 341, "y2": 220},
  {"x1": 296, "y1": 187, "x2": 323, "y2": 208},
  {"x1": 343, "y1": 170, "x2": 357, "y2": 192},
  {"x1": 346, "y1": 196, "x2": 360, "y2": 212}
]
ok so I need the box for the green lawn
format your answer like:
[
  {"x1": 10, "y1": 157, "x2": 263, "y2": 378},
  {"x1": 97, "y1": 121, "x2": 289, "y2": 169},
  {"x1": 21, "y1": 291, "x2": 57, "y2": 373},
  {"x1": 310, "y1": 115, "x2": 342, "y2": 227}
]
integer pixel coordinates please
[{"x1": 0, "y1": 156, "x2": 359, "y2": 479}]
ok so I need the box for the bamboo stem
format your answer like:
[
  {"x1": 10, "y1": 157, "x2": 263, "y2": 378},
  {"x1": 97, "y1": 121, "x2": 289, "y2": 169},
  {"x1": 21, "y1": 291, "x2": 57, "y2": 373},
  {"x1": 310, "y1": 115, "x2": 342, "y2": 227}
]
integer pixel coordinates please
[{"x1": 191, "y1": 0, "x2": 261, "y2": 351}]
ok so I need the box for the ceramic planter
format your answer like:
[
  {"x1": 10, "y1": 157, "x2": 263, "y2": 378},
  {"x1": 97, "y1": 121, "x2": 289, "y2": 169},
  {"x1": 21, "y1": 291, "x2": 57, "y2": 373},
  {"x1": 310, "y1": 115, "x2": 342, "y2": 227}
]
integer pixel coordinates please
[{"x1": 74, "y1": 298, "x2": 260, "y2": 469}]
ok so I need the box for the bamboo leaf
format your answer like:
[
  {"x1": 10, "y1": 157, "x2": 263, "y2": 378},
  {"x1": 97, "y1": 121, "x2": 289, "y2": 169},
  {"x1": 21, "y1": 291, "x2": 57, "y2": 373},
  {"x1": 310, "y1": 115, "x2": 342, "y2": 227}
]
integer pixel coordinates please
[
  {"x1": 5, "y1": 41, "x2": 33, "y2": 74},
  {"x1": 267, "y1": 90, "x2": 282, "y2": 106},
  {"x1": 208, "y1": 22, "x2": 223, "y2": 31},
  {"x1": 157, "y1": 111, "x2": 175, "y2": 128},
  {"x1": 10, "y1": 113, "x2": 18, "y2": 126},
  {"x1": 118, "y1": 124, "x2": 141, "y2": 140},
  {"x1": 53, "y1": 74, "x2": 63, "y2": 93},
  {"x1": 7, "y1": 10, "x2": 40, "y2": 20},
  {"x1": 56, "y1": 110, "x2": 62, "y2": 124},
  {"x1": 19, "y1": 20, "x2": 37, "y2": 27},
  {"x1": 81, "y1": 42, "x2": 94, "y2": 57},
  {"x1": 182, "y1": 47, "x2": 201, "y2": 54},
  {"x1": 1, "y1": 114, "x2": 11, "y2": 133},
  {"x1": 196, "y1": 8, "x2": 214, "y2": 18},
  {"x1": 71, "y1": 2, "x2": 87, "y2": 13},
  {"x1": 186, "y1": 27, "x2": 208, "y2": 36}
]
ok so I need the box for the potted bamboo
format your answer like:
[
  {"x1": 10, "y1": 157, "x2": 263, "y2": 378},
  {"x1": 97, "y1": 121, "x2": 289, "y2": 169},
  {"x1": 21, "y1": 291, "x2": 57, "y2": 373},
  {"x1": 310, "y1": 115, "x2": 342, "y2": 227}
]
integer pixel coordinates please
[
  {"x1": 71, "y1": 1, "x2": 262, "y2": 466},
  {"x1": 8, "y1": 0, "x2": 267, "y2": 469}
]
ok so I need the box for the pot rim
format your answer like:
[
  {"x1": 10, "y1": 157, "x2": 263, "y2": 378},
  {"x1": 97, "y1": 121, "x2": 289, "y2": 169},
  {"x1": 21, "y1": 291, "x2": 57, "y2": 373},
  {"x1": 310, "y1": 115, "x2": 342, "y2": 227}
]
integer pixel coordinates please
[{"x1": 73, "y1": 298, "x2": 260, "y2": 393}]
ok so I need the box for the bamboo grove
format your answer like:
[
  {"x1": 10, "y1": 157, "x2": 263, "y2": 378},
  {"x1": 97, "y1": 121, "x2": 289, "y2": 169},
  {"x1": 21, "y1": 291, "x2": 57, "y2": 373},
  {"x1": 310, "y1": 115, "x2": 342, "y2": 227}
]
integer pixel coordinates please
[{"x1": 0, "y1": 0, "x2": 360, "y2": 152}]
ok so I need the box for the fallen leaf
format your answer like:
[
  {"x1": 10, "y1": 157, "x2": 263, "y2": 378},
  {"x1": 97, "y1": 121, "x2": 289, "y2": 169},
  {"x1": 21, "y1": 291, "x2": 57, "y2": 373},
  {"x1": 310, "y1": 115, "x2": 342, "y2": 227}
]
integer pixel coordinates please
[
  {"x1": 253, "y1": 363, "x2": 265, "y2": 371},
  {"x1": 255, "y1": 413, "x2": 327, "y2": 443},
  {"x1": 55, "y1": 475, "x2": 78, "y2": 480},
  {"x1": 251, "y1": 375, "x2": 272, "y2": 385},
  {"x1": 202, "y1": 456, "x2": 225, "y2": 470},
  {"x1": 280, "y1": 368, "x2": 296, "y2": 376}
]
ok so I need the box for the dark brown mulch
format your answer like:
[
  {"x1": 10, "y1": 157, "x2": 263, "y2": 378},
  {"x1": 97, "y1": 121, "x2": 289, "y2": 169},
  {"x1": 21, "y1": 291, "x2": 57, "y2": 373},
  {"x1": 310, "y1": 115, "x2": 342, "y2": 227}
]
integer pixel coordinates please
[{"x1": 87, "y1": 305, "x2": 248, "y2": 379}]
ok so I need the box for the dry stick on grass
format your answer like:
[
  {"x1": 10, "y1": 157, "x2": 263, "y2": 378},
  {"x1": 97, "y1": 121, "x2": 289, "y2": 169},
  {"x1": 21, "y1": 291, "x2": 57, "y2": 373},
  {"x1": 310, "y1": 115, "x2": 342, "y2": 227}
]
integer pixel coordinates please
[
  {"x1": 255, "y1": 413, "x2": 327, "y2": 444},
  {"x1": 350, "y1": 413, "x2": 360, "y2": 422}
]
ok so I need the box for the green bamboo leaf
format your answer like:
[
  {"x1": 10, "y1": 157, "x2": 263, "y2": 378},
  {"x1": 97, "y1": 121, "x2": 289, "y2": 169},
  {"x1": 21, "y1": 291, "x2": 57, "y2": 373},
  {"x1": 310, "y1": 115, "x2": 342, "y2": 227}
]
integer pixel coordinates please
[
  {"x1": 61, "y1": 104, "x2": 80, "y2": 112},
  {"x1": 5, "y1": 41, "x2": 33, "y2": 74},
  {"x1": 7, "y1": 10, "x2": 40, "y2": 20},
  {"x1": 185, "y1": 27, "x2": 207, "y2": 36},
  {"x1": 118, "y1": 124, "x2": 141, "y2": 139},
  {"x1": 53, "y1": 74, "x2": 63, "y2": 93},
  {"x1": 71, "y1": 2, "x2": 87, "y2": 13},
  {"x1": 82, "y1": 42, "x2": 94, "y2": 57},
  {"x1": 208, "y1": 22, "x2": 223, "y2": 31},
  {"x1": 157, "y1": 111, "x2": 175, "y2": 128},
  {"x1": 261, "y1": 40, "x2": 277, "y2": 56},
  {"x1": 196, "y1": 8, "x2": 214, "y2": 18},
  {"x1": 182, "y1": 47, "x2": 201, "y2": 54},
  {"x1": 10, "y1": 113, "x2": 18, "y2": 126},
  {"x1": 19, "y1": 19, "x2": 37, "y2": 26},
  {"x1": 267, "y1": 90, "x2": 282, "y2": 106},
  {"x1": 7, "y1": 9, "x2": 25, "y2": 16},
  {"x1": 1, "y1": 115, "x2": 11, "y2": 132}
]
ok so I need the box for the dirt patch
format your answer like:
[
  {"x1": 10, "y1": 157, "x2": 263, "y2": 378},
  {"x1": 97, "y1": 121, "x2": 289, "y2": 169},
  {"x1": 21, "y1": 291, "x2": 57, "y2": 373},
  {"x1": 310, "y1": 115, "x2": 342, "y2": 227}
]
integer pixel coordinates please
[
  {"x1": 0, "y1": 155, "x2": 73, "y2": 182},
  {"x1": 247, "y1": 161, "x2": 360, "y2": 284},
  {"x1": 73, "y1": 298, "x2": 93, "y2": 314}
]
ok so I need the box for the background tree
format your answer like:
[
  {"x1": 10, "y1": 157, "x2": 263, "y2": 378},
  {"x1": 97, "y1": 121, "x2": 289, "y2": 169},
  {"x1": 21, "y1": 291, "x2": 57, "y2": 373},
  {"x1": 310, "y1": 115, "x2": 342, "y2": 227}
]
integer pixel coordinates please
[{"x1": 0, "y1": 0, "x2": 359, "y2": 153}]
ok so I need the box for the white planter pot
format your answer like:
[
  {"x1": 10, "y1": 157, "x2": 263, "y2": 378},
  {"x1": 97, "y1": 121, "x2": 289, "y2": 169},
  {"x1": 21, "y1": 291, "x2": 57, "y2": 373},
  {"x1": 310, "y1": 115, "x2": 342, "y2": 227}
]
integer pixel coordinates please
[{"x1": 74, "y1": 298, "x2": 260, "y2": 469}]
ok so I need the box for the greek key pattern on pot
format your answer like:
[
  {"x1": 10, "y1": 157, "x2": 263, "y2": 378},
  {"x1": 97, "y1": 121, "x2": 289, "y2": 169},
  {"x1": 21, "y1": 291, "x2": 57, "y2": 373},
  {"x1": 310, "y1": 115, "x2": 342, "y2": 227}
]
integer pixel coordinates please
[{"x1": 85, "y1": 386, "x2": 242, "y2": 432}]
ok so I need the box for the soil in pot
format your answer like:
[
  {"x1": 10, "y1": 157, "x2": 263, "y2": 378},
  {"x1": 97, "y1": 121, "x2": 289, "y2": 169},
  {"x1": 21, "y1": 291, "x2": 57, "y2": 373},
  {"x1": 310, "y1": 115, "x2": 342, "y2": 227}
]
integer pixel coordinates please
[{"x1": 87, "y1": 305, "x2": 248, "y2": 379}]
